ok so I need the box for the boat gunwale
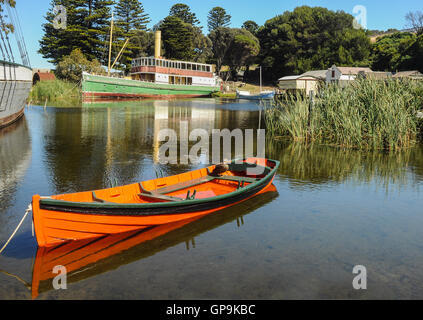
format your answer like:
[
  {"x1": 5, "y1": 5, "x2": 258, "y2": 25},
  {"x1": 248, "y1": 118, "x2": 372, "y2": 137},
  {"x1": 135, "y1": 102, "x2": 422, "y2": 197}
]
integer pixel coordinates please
[
  {"x1": 0, "y1": 59, "x2": 32, "y2": 71},
  {"x1": 38, "y1": 159, "x2": 280, "y2": 211}
]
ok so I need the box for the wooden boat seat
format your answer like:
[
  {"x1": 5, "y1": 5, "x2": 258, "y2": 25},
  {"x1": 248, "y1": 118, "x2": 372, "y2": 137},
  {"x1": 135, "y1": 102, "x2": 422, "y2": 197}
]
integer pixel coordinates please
[
  {"x1": 138, "y1": 193, "x2": 184, "y2": 202},
  {"x1": 138, "y1": 173, "x2": 259, "y2": 199},
  {"x1": 213, "y1": 176, "x2": 258, "y2": 183}
]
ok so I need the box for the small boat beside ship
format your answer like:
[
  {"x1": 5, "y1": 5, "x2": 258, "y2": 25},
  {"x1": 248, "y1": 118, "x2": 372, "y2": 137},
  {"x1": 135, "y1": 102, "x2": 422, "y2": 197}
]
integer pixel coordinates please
[
  {"x1": 32, "y1": 158, "x2": 279, "y2": 247},
  {"x1": 235, "y1": 67, "x2": 275, "y2": 101},
  {"x1": 236, "y1": 90, "x2": 275, "y2": 101}
]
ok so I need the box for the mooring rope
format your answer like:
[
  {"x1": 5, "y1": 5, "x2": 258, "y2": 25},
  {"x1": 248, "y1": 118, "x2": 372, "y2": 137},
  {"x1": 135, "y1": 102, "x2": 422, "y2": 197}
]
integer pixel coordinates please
[{"x1": 0, "y1": 204, "x2": 32, "y2": 255}]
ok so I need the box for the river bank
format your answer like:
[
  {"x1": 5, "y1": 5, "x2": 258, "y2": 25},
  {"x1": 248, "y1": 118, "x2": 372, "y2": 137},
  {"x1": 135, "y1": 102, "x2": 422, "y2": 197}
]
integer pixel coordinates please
[{"x1": 29, "y1": 79, "x2": 278, "y2": 104}]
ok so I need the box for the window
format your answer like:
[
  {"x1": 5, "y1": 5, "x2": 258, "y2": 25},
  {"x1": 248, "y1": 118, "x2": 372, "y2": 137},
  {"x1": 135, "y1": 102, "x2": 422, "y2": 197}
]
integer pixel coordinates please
[{"x1": 332, "y1": 70, "x2": 335, "y2": 78}]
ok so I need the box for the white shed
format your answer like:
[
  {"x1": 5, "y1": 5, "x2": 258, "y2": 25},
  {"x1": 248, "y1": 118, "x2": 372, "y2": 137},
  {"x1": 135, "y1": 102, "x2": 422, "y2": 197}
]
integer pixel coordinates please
[
  {"x1": 326, "y1": 65, "x2": 373, "y2": 86},
  {"x1": 278, "y1": 72, "x2": 325, "y2": 95}
]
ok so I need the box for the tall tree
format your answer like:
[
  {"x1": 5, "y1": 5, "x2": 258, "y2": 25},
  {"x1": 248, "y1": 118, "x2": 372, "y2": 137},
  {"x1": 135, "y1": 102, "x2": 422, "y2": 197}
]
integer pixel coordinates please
[
  {"x1": 209, "y1": 27, "x2": 259, "y2": 79},
  {"x1": 114, "y1": 0, "x2": 150, "y2": 33},
  {"x1": 160, "y1": 15, "x2": 194, "y2": 61},
  {"x1": 39, "y1": 0, "x2": 113, "y2": 65},
  {"x1": 169, "y1": 3, "x2": 200, "y2": 26},
  {"x1": 224, "y1": 29, "x2": 260, "y2": 80},
  {"x1": 85, "y1": 0, "x2": 114, "y2": 65},
  {"x1": 114, "y1": 0, "x2": 151, "y2": 72},
  {"x1": 207, "y1": 7, "x2": 231, "y2": 33},
  {"x1": 189, "y1": 25, "x2": 212, "y2": 63},
  {"x1": 39, "y1": 0, "x2": 87, "y2": 64},
  {"x1": 209, "y1": 27, "x2": 233, "y2": 77},
  {"x1": 257, "y1": 6, "x2": 372, "y2": 80}
]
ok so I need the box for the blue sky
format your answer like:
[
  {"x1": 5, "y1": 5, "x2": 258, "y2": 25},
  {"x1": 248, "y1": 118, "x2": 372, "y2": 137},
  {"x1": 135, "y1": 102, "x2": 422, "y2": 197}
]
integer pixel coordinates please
[{"x1": 13, "y1": 0, "x2": 423, "y2": 69}]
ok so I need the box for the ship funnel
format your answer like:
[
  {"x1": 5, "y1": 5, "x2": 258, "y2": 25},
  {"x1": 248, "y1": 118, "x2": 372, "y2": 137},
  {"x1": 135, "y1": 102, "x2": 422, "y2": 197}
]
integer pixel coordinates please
[{"x1": 155, "y1": 31, "x2": 161, "y2": 59}]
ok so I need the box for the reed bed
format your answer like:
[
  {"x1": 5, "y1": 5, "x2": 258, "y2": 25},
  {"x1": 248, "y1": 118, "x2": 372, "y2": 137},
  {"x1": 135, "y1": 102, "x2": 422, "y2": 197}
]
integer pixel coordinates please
[
  {"x1": 265, "y1": 78, "x2": 423, "y2": 150},
  {"x1": 29, "y1": 79, "x2": 82, "y2": 106}
]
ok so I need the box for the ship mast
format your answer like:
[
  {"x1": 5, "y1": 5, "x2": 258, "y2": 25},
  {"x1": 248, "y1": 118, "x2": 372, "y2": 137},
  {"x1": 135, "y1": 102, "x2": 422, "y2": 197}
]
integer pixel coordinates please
[{"x1": 107, "y1": 13, "x2": 114, "y2": 77}]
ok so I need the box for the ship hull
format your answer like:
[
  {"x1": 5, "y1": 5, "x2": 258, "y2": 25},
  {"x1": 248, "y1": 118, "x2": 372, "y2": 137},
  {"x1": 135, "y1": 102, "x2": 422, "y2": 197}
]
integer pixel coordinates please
[
  {"x1": 82, "y1": 73, "x2": 220, "y2": 101},
  {"x1": 0, "y1": 61, "x2": 32, "y2": 129}
]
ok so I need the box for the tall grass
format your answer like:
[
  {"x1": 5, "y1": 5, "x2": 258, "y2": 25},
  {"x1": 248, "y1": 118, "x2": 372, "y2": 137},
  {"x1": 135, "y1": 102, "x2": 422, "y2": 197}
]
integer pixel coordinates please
[
  {"x1": 265, "y1": 78, "x2": 423, "y2": 150},
  {"x1": 29, "y1": 79, "x2": 81, "y2": 106}
]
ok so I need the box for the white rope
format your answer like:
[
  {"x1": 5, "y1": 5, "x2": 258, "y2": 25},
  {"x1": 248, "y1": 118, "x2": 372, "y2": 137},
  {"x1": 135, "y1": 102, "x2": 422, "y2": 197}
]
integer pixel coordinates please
[{"x1": 0, "y1": 204, "x2": 32, "y2": 255}]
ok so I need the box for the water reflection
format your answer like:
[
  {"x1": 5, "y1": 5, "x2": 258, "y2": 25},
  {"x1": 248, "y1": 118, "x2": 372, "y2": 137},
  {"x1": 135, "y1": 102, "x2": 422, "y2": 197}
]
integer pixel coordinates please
[
  {"x1": 0, "y1": 117, "x2": 31, "y2": 213},
  {"x1": 267, "y1": 140, "x2": 423, "y2": 191},
  {"x1": 31, "y1": 186, "x2": 278, "y2": 299},
  {"x1": 44, "y1": 100, "x2": 260, "y2": 194}
]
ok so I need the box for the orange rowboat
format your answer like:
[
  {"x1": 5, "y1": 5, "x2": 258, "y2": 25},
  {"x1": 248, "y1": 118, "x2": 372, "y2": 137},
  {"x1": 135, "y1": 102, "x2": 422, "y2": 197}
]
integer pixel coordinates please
[
  {"x1": 32, "y1": 158, "x2": 280, "y2": 247},
  {"x1": 31, "y1": 186, "x2": 278, "y2": 299}
]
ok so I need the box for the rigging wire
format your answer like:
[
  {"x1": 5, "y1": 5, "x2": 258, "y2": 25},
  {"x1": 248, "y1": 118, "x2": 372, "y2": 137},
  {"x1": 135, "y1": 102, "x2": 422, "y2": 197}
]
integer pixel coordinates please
[{"x1": 6, "y1": 3, "x2": 30, "y2": 67}]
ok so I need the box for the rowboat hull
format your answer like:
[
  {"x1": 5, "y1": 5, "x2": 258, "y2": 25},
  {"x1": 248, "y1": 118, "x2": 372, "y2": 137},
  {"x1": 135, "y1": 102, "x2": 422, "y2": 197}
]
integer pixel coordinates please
[{"x1": 32, "y1": 158, "x2": 279, "y2": 247}]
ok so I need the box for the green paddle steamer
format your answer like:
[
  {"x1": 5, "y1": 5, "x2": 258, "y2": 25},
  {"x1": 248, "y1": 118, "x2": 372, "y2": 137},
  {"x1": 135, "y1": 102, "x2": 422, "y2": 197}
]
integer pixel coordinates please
[{"x1": 82, "y1": 31, "x2": 221, "y2": 100}]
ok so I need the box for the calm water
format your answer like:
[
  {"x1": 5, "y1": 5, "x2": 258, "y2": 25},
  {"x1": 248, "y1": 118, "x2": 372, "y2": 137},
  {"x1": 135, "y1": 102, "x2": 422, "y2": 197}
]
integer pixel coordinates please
[{"x1": 0, "y1": 99, "x2": 423, "y2": 299}]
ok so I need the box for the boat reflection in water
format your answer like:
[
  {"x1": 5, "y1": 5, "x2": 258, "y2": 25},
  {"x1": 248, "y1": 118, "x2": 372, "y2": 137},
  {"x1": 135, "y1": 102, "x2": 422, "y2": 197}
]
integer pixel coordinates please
[
  {"x1": 31, "y1": 185, "x2": 278, "y2": 299},
  {"x1": 0, "y1": 117, "x2": 31, "y2": 213}
]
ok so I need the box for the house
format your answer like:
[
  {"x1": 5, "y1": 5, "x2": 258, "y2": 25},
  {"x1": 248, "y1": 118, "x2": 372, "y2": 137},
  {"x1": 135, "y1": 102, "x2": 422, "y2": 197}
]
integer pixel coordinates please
[
  {"x1": 326, "y1": 65, "x2": 373, "y2": 86},
  {"x1": 278, "y1": 70, "x2": 326, "y2": 95},
  {"x1": 392, "y1": 70, "x2": 423, "y2": 80}
]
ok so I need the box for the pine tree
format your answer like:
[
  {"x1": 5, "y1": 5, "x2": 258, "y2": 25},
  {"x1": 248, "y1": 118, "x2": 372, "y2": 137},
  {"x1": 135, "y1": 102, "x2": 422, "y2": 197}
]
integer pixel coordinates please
[
  {"x1": 84, "y1": 0, "x2": 114, "y2": 65},
  {"x1": 207, "y1": 7, "x2": 231, "y2": 33},
  {"x1": 114, "y1": 0, "x2": 151, "y2": 72},
  {"x1": 115, "y1": 0, "x2": 150, "y2": 33},
  {"x1": 39, "y1": 0, "x2": 113, "y2": 65},
  {"x1": 169, "y1": 3, "x2": 200, "y2": 26},
  {"x1": 160, "y1": 16, "x2": 194, "y2": 61}
]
